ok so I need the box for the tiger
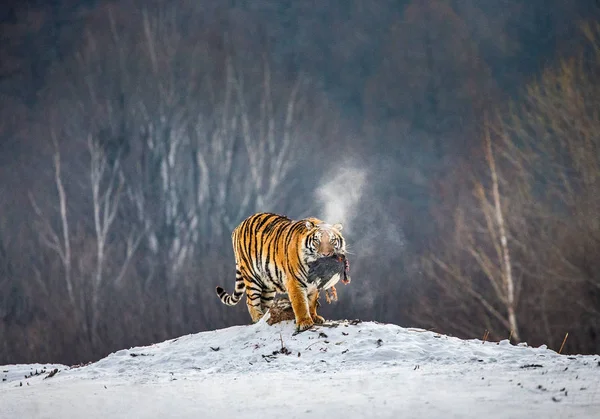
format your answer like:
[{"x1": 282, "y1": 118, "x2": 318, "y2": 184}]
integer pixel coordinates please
[{"x1": 215, "y1": 212, "x2": 347, "y2": 332}]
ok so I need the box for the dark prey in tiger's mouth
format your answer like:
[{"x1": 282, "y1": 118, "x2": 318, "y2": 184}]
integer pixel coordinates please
[{"x1": 307, "y1": 253, "x2": 351, "y2": 290}]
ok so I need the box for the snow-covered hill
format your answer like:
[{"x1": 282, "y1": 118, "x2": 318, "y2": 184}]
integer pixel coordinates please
[{"x1": 2, "y1": 318, "x2": 599, "y2": 418}]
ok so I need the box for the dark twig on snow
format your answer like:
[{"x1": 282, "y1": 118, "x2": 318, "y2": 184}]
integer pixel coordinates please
[{"x1": 559, "y1": 333, "x2": 569, "y2": 354}]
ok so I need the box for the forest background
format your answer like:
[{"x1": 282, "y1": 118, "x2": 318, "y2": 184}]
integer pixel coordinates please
[{"x1": 1, "y1": 0, "x2": 599, "y2": 364}]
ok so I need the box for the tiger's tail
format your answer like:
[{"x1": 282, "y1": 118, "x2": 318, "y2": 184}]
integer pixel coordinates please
[{"x1": 215, "y1": 265, "x2": 245, "y2": 306}]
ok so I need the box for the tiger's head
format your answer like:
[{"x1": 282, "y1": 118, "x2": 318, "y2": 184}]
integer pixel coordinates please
[{"x1": 303, "y1": 218, "x2": 346, "y2": 258}]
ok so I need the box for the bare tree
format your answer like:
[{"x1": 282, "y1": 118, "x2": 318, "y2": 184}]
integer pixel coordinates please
[
  {"x1": 29, "y1": 136, "x2": 74, "y2": 310},
  {"x1": 419, "y1": 22, "x2": 600, "y2": 352},
  {"x1": 419, "y1": 121, "x2": 521, "y2": 342},
  {"x1": 233, "y1": 56, "x2": 304, "y2": 212},
  {"x1": 496, "y1": 22, "x2": 600, "y2": 351},
  {"x1": 469, "y1": 121, "x2": 519, "y2": 340},
  {"x1": 88, "y1": 135, "x2": 145, "y2": 346}
]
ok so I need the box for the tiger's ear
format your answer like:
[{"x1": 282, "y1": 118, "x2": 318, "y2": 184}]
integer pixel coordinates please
[
  {"x1": 333, "y1": 223, "x2": 343, "y2": 231},
  {"x1": 305, "y1": 220, "x2": 315, "y2": 230}
]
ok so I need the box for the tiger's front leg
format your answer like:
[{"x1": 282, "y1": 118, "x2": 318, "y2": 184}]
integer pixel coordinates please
[
  {"x1": 285, "y1": 277, "x2": 313, "y2": 332},
  {"x1": 308, "y1": 290, "x2": 325, "y2": 324}
]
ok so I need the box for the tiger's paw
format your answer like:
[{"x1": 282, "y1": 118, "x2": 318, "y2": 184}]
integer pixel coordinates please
[
  {"x1": 295, "y1": 318, "x2": 315, "y2": 333},
  {"x1": 312, "y1": 314, "x2": 325, "y2": 324}
]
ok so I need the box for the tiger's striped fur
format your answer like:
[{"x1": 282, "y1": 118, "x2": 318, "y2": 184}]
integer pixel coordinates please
[{"x1": 215, "y1": 212, "x2": 346, "y2": 332}]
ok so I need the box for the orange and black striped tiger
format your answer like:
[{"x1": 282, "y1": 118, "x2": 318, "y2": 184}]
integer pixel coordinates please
[{"x1": 215, "y1": 212, "x2": 347, "y2": 332}]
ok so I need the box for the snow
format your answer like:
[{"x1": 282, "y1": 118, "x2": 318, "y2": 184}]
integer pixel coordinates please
[{"x1": 2, "y1": 317, "x2": 599, "y2": 418}]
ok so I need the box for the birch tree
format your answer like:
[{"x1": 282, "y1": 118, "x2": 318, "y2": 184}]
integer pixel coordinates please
[
  {"x1": 233, "y1": 57, "x2": 304, "y2": 212},
  {"x1": 496, "y1": 23, "x2": 600, "y2": 350},
  {"x1": 469, "y1": 121, "x2": 519, "y2": 340},
  {"x1": 420, "y1": 22, "x2": 600, "y2": 351},
  {"x1": 29, "y1": 136, "x2": 74, "y2": 310},
  {"x1": 88, "y1": 134, "x2": 145, "y2": 345}
]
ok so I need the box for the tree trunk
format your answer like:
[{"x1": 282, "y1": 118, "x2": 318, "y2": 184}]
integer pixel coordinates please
[{"x1": 485, "y1": 121, "x2": 520, "y2": 342}]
